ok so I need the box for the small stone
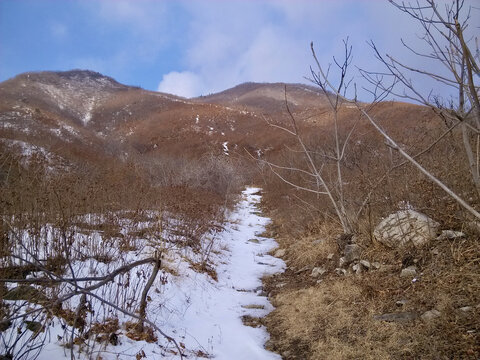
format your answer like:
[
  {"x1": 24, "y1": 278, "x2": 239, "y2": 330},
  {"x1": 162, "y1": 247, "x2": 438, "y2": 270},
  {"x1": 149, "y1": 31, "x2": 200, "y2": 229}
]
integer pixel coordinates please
[
  {"x1": 360, "y1": 260, "x2": 371, "y2": 269},
  {"x1": 312, "y1": 239, "x2": 324, "y2": 245},
  {"x1": 396, "y1": 299, "x2": 408, "y2": 307},
  {"x1": 335, "y1": 268, "x2": 347, "y2": 276},
  {"x1": 327, "y1": 253, "x2": 334, "y2": 260},
  {"x1": 274, "y1": 249, "x2": 286, "y2": 258},
  {"x1": 338, "y1": 257, "x2": 347, "y2": 267},
  {"x1": 400, "y1": 266, "x2": 417, "y2": 278},
  {"x1": 421, "y1": 309, "x2": 441, "y2": 322},
  {"x1": 311, "y1": 267, "x2": 327, "y2": 278},
  {"x1": 371, "y1": 262, "x2": 381, "y2": 270},
  {"x1": 352, "y1": 263, "x2": 362, "y2": 275},
  {"x1": 275, "y1": 282, "x2": 287, "y2": 289},
  {"x1": 436, "y1": 230, "x2": 465, "y2": 241},
  {"x1": 458, "y1": 306, "x2": 473, "y2": 312},
  {"x1": 344, "y1": 244, "x2": 362, "y2": 264},
  {"x1": 248, "y1": 239, "x2": 260, "y2": 244}
]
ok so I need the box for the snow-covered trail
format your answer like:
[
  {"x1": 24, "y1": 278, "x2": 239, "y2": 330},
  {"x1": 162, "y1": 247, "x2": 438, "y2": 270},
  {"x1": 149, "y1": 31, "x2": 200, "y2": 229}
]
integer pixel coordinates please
[{"x1": 174, "y1": 187, "x2": 285, "y2": 359}]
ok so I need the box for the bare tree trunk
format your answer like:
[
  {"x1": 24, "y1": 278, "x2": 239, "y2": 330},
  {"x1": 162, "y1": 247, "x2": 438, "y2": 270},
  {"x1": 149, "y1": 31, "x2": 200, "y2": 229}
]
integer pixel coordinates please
[{"x1": 138, "y1": 253, "x2": 161, "y2": 332}]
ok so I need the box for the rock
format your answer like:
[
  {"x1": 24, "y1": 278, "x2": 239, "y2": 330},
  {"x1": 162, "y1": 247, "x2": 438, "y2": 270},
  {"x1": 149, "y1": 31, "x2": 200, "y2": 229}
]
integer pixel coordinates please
[
  {"x1": 352, "y1": 263, "x2": 362, "y2": 275},
  {"x1": 335, "y1": 268, "x2": 347, "y2": 276},
  {"x1": 311, "y1": 267, "x2": 327, "y2": 278},
  {"x1": 371, "y1": 262, "x2": 381, "y2": 270},
  {"x1": 458, "y1": 306, "x2": 473, "y2": 312},
  {"x1": 374, "y1": 210, "x2": 440, "y2": 248},
  {"x1": 327, "y1": 253, "x2": 335, "y2": 260},
  {"x1": 421, "y1": 309, "x2": 441, "y2": 322},
  {"x1": 344, "y1": 244, "x2": 362, "y2": 264},
  {"x1": 338, "y1": 257, "x2": 347, "y2": 267},
  {"x1": 274, "y1": 249, "x2": 286, "y2": 258},
  {"x1": 360, "y1": 260, "x2": 371, "y2": 269},
  {"x1": 275, "y1": 282, "x2": 287, "y2": 289},
  {"x1": 248, "y1": 239, "x2": 260, "y2": 244},
  {"x1": 373, "y1": 312, "x2": 419, "y2": 322},
  {"x1": 400, "y1": 266, "x2": 417, "y2": 278},
  {"x1": 436, "y1": 230, "x2": 465, "y2": 241},
  {"x1": 396, "y1": 299, "x2": 408, "y2": 307}
]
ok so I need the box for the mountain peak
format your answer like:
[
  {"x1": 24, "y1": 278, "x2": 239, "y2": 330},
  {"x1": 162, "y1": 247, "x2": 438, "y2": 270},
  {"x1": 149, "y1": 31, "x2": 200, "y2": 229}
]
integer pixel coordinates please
[{"x1": 11, "y1": 69, "x2": 127, "y2": 91}]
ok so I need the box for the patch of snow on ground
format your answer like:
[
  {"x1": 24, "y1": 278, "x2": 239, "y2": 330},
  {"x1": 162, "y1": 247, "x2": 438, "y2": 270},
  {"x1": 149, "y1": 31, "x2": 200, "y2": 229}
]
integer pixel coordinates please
[
  {"x1": 61, "y1": 124, "x2": 80, "y2": 138},
  {"x1": 222, "y1": 141, "x2": 229, "y2": 156},
  {"x1": 1, "y1": 139, "x2": 49, "y2": 158}
]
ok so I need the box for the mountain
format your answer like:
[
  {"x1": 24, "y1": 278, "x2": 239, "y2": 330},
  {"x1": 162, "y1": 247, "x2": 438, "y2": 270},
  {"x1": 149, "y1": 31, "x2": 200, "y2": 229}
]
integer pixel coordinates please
[
  {"x1": 194, "y1": 82, "x2": 329, "y2": 112},
  {"x1": 0, "y1": 71, "x2": 324, "y2": 170},
  {"x1": 0, "y1": 69, "x2": 435, "y2": 174}
]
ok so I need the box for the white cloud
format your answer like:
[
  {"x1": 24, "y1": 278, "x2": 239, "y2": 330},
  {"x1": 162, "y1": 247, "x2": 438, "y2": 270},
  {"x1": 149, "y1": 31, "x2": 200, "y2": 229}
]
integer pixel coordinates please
[
  {"x1": 157, "y1": 71, "x2": 203, "y2": 98},
  {"x1": 159, "y1": 1, "x2": 319, "y2": 96}
]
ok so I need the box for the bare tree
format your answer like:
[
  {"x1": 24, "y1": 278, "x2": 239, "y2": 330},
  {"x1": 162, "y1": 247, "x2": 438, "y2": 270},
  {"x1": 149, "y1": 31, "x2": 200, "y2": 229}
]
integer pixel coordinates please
[
  {"x1": 259, "y1": 0, "x2": 479, "y2": 232},
  {"x1": 304, "y1": 0, "x2": 479, "y2": 222},
  {"x1": 359, "y1": 0, "x2": 480, "y2": 202},
  {"x1": 258, "y1": 39, "x2": 359, "y2": 233}
]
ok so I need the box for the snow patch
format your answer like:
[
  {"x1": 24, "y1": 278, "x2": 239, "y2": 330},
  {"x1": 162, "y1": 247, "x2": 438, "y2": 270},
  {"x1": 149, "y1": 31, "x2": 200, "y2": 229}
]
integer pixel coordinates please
[{"x1": 82, "y1": 97, "x2": 95, "y2": 125}]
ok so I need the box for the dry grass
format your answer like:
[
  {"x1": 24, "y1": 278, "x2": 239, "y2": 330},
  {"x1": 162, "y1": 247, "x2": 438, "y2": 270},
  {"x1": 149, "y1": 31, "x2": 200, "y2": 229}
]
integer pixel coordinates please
[
  {"x1": 262, "y1": 211, "x2": 480, "y2": 359},
  {"x1": 265, "y1": 278, "x2": 416, "y2": 360},
  {"x1": 272, "y1": 222, "x2": 340, "y2": 271}
]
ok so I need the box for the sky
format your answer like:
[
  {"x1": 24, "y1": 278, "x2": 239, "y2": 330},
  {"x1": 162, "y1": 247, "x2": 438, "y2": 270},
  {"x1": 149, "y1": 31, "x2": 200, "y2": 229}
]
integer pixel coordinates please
[{"x1": 0, "y1": 0, "x2": 478, "y2": 101}]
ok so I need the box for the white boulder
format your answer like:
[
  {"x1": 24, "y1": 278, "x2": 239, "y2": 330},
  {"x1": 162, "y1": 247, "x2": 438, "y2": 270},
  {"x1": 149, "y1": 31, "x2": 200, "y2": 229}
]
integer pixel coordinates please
[{"x1": 374, "y1": 210, "x2": 440, "y2": 248}]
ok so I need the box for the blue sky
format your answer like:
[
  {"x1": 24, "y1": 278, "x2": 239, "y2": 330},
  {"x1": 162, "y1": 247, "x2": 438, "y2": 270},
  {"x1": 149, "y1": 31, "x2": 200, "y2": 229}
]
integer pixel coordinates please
[{"x1": 0, "y1": 0, "x2": 478, "y2": 100}]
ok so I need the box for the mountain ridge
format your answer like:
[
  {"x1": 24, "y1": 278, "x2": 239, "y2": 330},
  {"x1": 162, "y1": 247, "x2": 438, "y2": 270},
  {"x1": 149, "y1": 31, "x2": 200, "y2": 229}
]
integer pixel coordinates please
[{"x1": 0, "y1": 69, "x2": 432, "y2": 173}]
